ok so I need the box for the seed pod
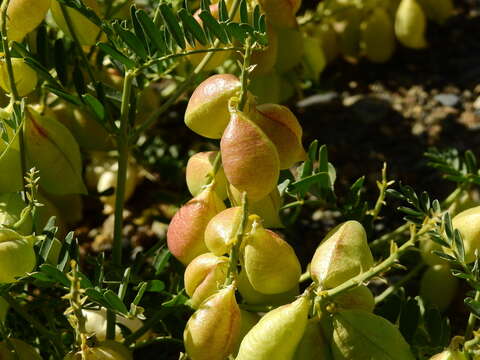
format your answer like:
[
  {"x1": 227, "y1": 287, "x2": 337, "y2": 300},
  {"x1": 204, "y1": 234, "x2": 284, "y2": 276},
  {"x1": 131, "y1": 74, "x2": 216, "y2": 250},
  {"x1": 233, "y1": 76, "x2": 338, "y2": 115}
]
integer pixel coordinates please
[
  {"x1": 302, "y1": 35, "x2": 327, "y2": 81},
  {"x1": 167, "y1": 187, "x2": 226, "y2": 264},
  {"x1": 310, "y1": 221, "x2": 374, "y2": 289},
  {"x1": 221, "y1": 111, "x2": 280, "y2": 201},
  {"x1": 0, "y1": 228, "x2": 36, "y2": 283},
  {"x1": 430, "y1": 349, "x2": 468, "y2": 360},
  {"x1": 451, "y1": 205, "x2": 480, "y2": 263},
  {"x1": 51, "y1": 0, "x2": 103, "y2": 46},
  {"x1": 275, "y1": 28, "x2": 304, "y2": 73},
  {"x1": 417, "y1": 0, "x2": 454, "y2": 24},
  {"x1": 420, "y1": 265, "x2": 458, "y2": 312},
  {"x1": 0, "y1": 58, "x2": 38, "y2": 97},
  {"x1": 0, "y1": 192, "x2": 33, "y2": 235},
  {"x1": 204, "y1": 207, "x2": 243, "y2": 256},
  {"x1": 331, "y1": 310, "x2": 415, "y2": 360},
  {"x1": 5, "y1": 0, "x2": 50, "y2": 42},
  {"x1": 184, "y1": 253, "x2": 229, "y2": 308},
  {"x1": 64, "y1": 341, "x2": 132, "y2": 360},
  {"x1": 242, "y1": 218, "x2": 301, "y2": 294},
  {"x1": 24, "y1": 107, "x2": 87, "y2": 195},
  {"x1": 316, "y1": 23, "x2": 340, "y2": 64},
  {"x1": 184, "y1": 285, "x2": 241, "y2": 360},
  {"x1": 250, "y1": 23, "x2": 278, "y2": 76},
  {"x1": 395, "y1": 0, "x2": 427, "y2": 49},
  {"x1": 257, "y1": 0, "x2": 301, "y2": 28},
  {"x1": 229, "y1": 185, "x2": 283, "y2": 228},
  {"x1": 419, "y1": 235, "x2": 447, "y2": 266},
  {"x1": 293, "y1": 319, "x2": 333, "y2": 360},
  {"x1": 253, "y1": 103, "x2": 305, "y2": 169},
  {"x1": 237, "y1": 269, "x2": 299, "y2": 306},
  {"x1": 0, "y1": 339, "x2": 42, "y2": 360},
  {"x1": 361, "y1": 8, "x2": 396, "y2": 63},
  {"x1": 249, "y1": 72, "x2": 282, "y2": 104},
  {"x1": 186, "y1": 151, "x2": 228, "y2": 200},
  {"x1": 0, "y1": 119, "x2": 23, "y2": 193},
  {"x1": 185, "y1": 74, "x2": 242, "y2": 139},
  {"x1": 236, "y1": 294, "x2": 310, "y2": 360},
  {"x1": 333, "y1": 285, "x2": 375, "y2": 313},
  {"x1": 234, "y1": 310, "x2": 261, "y2": 355}
]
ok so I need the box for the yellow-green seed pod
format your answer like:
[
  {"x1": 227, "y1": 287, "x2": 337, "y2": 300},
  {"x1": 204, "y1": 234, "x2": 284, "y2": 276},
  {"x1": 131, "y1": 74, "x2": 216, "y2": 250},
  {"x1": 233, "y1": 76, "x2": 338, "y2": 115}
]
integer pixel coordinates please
[
  {"x1": 302, "y1": 35, "x2": 327, "y2": 80},
  {"x1": 64, "y1": 341, "x2": 132, "y2": 360},
  {"x1": 419, "y1": 235, "x2": 447, "y2": 266},
  {"x1": 310, "y1": 221, "x2": 374, "y2": 289},
  {"x1": 236, "y1": 295, "x2": 310, "y2": 360},
  {"x1": 450, "y1": 205, "x2": 480, "y2": 263},
  {"x1": 6, "y1": 0, "x2": 50, "y2": 42},
  {"x1": 331, "y1": 310, "x2": 415, "y2": 360},
  {"x1": 420, "y1": 265, "x2": 458, "y2": 312},
  {"x1": 0, "y1": 58, "x2": 38, "y2": 97},
  {"x1": 429, "y1": 349, "x2": 468, "y2": 360},
  {"x1": 395, "y1": 0, "x2": 427, "y2": 49},
  {"x1": 293, "y1": 318, "x2": 333, "y2": 360},
  {"x1": 361, "y1": 8, "x2": 396, "y2": 63},
  {"x1": 333, "y1": 285, "x2": 375, "y2": 313},
  {"x1": 204, "y1": 207, "x2": 245, "y2": 256},
  {"x1": 233, "y1": 310, "x2": 261, "y2": 355},
  {"x1": 186, "y1": 151, "x2": 228, "y2": 200},
  {"x1": 0, "y1": 114, "x2": 23, "y2": 193},
  {"x1": 0, "y1": 192, "x2": 33, "y2": 235},
  {"x1": 417, "y1": 0, "x2": 454, "y2": 24},
  {"x1": 0, "y1": 339, "x2": 42, "y2": 360},
  {"x1": 257, "y1": 0, "x2": 301, "y2": 28},
  {"x1": 0, "y1": 228, "x2": 36, "y2": 283}
]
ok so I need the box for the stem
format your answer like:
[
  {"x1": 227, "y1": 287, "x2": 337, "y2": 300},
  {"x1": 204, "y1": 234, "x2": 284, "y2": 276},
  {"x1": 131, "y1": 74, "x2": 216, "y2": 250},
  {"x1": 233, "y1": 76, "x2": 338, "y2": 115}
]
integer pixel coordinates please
[
  {"x1": 281, "y1": 199, "x2": 324, "y2": 210},
  {"x1": 238, "y1": 37, "x2": 252, "y2": 112},
  {"x1": 465, "y1": 290, "x2": 480, "y2": 340},
  {"x1": 106, "y1": 309, "x2": 116, "y2": 341},
  {"x1": 299, "y1": 271, "x2": 311, "y2": 283},
  {"x1": 206, "y1": 151, "x2": 222, "y2": 185},
  {"x1": 225, "y1": 193, "x2": 248, "y2": 285},
  {"x1": 374, "y1": 263, "x2": 425, "y2": 304},
  {"x1": 112, "y1": 70, "x2": 134, "y2": 267},
  {"x1": 368, "y1": 162, "x2": 394, "y2": 222}
]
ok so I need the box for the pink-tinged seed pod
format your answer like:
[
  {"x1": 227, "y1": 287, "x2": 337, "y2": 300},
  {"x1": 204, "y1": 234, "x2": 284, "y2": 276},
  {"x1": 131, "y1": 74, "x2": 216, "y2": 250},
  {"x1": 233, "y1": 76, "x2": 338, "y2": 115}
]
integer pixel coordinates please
[
  {"x1": 310, "y1": 220, "x2": 373, "y2": 289},
  {"x1": 237, "y1": 269, "x2": 299, "y2": 306},
  {"x1": 184, "y1": 253, "x2": 229, "y2": 308},
  {"x1": 221, "y1": 111, "x2": 280, "y2": 201},
  {"x1": 257, "y1": 0, "x2": 301, "y2": 29},
  {"x1": 6, "y1": 0, "x2": 50, "y2": 42},
  {"x1": 0, "y1": 339, "x2": 42, "y2": 360},
  {"x1": 253, "y1": 103, "x2": 306, "y2": 169},
  {"x1": 230, "y1": 185, "x2": 283, "y2": 228},
  {"x1": 184, "y1": 284, "x2": 241, "y2": 360},
  {"x1": 333, "y1": 285, "x2": 375, "y2": 313},
  {"x1": 204, "y1": 207, "x2": 244, "y2": 256},
  {"x1": 293, "y1": 318, "x2": 333, "y2": 360},
  {"x1": 242, "y1": 217, "x2": 301, "y2": 294},
  {"x1": 167, "y1": 187, "x2": 226, "y2": 264},
  {"x1": 186, "y1": 151, "x2": 228, "y2": 200},
  {"x1": 185, "y1": 74, "x2": 242, "y2": 139},
  {"x1": 236, "y1": 294, "x2": 310, "y2": 360}
]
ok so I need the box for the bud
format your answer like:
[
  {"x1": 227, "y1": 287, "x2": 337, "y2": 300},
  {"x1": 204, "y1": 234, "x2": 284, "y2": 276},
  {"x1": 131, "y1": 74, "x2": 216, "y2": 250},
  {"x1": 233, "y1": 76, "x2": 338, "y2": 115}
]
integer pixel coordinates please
[
  {"x1": 204, "y1": 207, "x2": 244, "y2": 256},
  {"x1": 242, "y1": 217, "x2": 301, "y2": 294},
  {"x1": 310, "y1": 221, "x2": 374, "y2": 289},
  {"x1": 361, "y1": 8, "x2": 396, "y2": 63},
  {"x1": 184, "y1": 285, "x2": 241, "y2": 360},
  {"x1": 275, "y1": 28, "x2": 304, "y2": 73},
  {"x1": 331, "y1": 310, "x2": 415, "y2": 359},
  {"x1": 5, "y1": 0, "x2": 50, "y2": 42},
  {"x1": 51, "y1": 0, "x2": 104, "y2": 46},
  {"x1": 0, "y1": 228, "x2": 36, "y2": 283},
  {"x1": 395, "y1": 0, "x2": 427, "y2": 49},
  {"x1": 221, "y1": 111, "x2": 280, "y2": 201},
  {"x1": 236, "y1": 294, "x2": 310, "y2": 360},
  {"x1": 0, "y1": 339, "x2": 42, "y2": 360},
  {"x1": 420, "y1": 265, "x2": 458, "y2": 312},
  {"x1": 64, "y1": 341, "x2": 132, "y2": 360},
  {"x1": 257, "y1": 0, "x2": 301, "y2": 28},
  {"x1": 0, "y1": 58, "x2": 38, "y2": 97},
  {"x1": 451, "y1": 205, "x2": 480, "y2": 263},
  {"x1": 24, "y1": 107, "x2": 87, "y2": 195},
  {"x1": 333, "y1": 285, "x2": 375, "y2": 313},
  {"x1": 186, "y1": 151, "x2": 228, "y2": 200},
  {"x1": 293, "y1": 319, "x2": 333, "y2": 360},
  {"x1": 237, "y1": 269, "x2": 298, "y2": 306},
  {"x1": 167, "y1": 187, "x2": 226, "y2": 264},
  {"x1": 185, "y1": 74, "x2": 242, "y2": 139},
  {"x1": 184, "y1": 253, "x2": 229, "y2": 308},
  {"x1": 229, "y1": 185, "x2": 283, "y2": 228},
  {"x1": 417, "y1": 0, "x2": 454, "y2": 24},
  {"x1": 0, "y1": 192, "x2": 33, "y2": 235},
  {"x1": 253, "y1": 103, "x2": 306, "y2": 169}
]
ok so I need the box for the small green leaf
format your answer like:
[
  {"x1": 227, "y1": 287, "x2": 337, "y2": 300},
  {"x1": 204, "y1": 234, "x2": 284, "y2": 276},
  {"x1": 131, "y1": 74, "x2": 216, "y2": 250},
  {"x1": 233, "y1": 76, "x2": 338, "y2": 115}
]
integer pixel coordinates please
[
  {"x1": 104, "y1": 290, "x2": 129, "y2": 315},
  {"x1": 199, "y1": 10, "x2": 229, "y2": 44},
  {"x1": 145, "y1": 280, "x2": 166, "y2": 293},
  {"x1": 98, "y1": 43, "x2": 136, "y2": 69},
  {"x1": 159, "y1": 4, "x2": 186, "y2": 49},
  {"x1": 178, "y1": 8, "x2": 207, "y2": 46},
  {"x1": 39, "y1": 264, "x2": 70, "y2": 287},
  {"x1": 136, "y1": 9, "x2": 167, "y2": 55},
  {"x1": 115, "y1": 25, "x2": 148, "y2": 59},
  {"x1": 82, "y1": 94, "x2": 106, "y2": 122}
]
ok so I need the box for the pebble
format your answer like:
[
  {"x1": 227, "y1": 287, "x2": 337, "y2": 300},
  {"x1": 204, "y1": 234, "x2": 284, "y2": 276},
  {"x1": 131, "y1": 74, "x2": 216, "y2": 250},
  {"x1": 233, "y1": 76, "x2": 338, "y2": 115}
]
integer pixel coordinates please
[
  {"x1": 434, "y1": 93, "x2": 460, "y2": 107},
  {"x1": 473, "y1": 96, "x2": 480, "y2": 110}
]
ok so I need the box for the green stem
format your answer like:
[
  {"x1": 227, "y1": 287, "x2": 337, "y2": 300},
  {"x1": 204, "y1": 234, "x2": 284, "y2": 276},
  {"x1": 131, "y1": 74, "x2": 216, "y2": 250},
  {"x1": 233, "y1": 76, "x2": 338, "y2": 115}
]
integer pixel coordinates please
[
  {"x1": 374, "y1": 263, "x2": 425, "y2": 304},
  {"x1": 238, "y1": 37, "x2": 252, "y2": 112},
  {"x1": 368, "y1": 163, "x2": 394, "y2": 222},
  {"x1": 465, "y1": 290, "x2": 480, "y2": 340},
  {"x1": 112, "y1": 70, "x2": 134, "y2": 267},
  {"x1": 299, "y1": 271, "x2": 311, "y2": 283},
  {"x1": 281, "y1": 199, "x2": 324, "y2": 210},
  {"x1": 106, "y1": 309, "x2": 116, "y2": 341}
]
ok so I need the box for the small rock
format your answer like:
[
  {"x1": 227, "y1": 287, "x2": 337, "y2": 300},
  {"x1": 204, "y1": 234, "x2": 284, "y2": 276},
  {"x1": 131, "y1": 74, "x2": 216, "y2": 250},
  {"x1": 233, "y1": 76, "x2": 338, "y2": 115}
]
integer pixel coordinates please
[
  {"x1": 473, "y1": 96, "x2": 480, "y2": 110},
  {"x1": 296, "y1": 92, "x2": 339, "y2": 108},
  {"x1": 434, "y1": 93, "x2": 460, "y2": 107}
]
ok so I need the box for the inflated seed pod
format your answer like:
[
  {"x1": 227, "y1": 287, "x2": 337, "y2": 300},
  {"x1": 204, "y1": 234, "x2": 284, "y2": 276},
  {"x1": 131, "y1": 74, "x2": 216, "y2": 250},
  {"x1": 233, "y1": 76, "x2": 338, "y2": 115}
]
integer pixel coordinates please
[
  {"x1": 5, "y1": 0, "x2": 50, "y2": 42},
  {"x1": 185, "y1": 74, "x2": 242, "y2": 139},
  {"x1": 186, "y1": 151, "x2": 228, "y2": 200},
  {"x1": 237, "y1": 269, "x2": 299, "y2": 306},
  {"x1": 257, "y1": 0, "x2": 301, "y2": 28},
  {"x1": 233, "y1": 310, "x2": 261, "y2": 355},
  {"x1": 275, "y1": 28, "x2": 304, "y2": 73},
  {"x1": 450, "y1": 206, "x2": 480, "y2": 263},
  {"x1": 204, "y1": 207, "x2": 244, "y2": 256},
  {"x1": 0, "y1": 192, "x2": 33, "y2": 235},
  {"x1": 253, "y1": 103, "x2": 305, "y2": 169},
  {"x1": 0, "y1": 228, "x2": 36, "y2": 283},
  {"x1": 51, "y1": 0, "x2": 103, "y2": 46},
  {"x1": 184, "y1": 285, "x2": 241, "y2": 360},
  {"x1": 419, "y1": 235, "x2": 447, "y2": 266},
  {"x1": 221, "y1": 111, "x2": 280, "y2": 201},
  {"x1": 302, "y1": 35, "x2": 327, "y2": 81},
  {"x1": 310, "y1": 220, "x2": 374, "y2": 289},
  {"x1": 293, "y1": 318, "x2": 333, "y2": 360},
  {"x1": 229, "y1": 185, "x2": 283, "y2": 228},
  {"x1": 430, "y1": 349, "x2": 468, "y2": 360},
  {"x1": 242, "y1": 217, "x2": 301, "y2": 294},
  {"x1": 249, "y1": 72, "x2": 282, "y2": 104},
  {"x1": 316, "y1": 23, "x2": 340, "y2": 64},
  {"x1": 0, "y1": 118, "x2": 23, "y2": 193},
  {"x1": 333, "y1": 285, "x2": 375, "y2": 313},
  {"x1": 64, "y1": 341, "x2": 132, "y2": 360},
  {"x1": 167, "y1": 187, "x2": 226, "y2": 264},
  {"x1": 417, "y1": 0, "x2": 454, "y2": 24},
  {"x1": 395, "y1": 0, "x2": 427, "y2": 49},
  {"x1": 250, "y1": 23, "x2": 278, "y2": 76},
  {"x1": 331, "y1": 310, "x2": 415, "y2": 360},
  {"x1": 0, "y1": 58, "x2": 38, "y2": 97},
  {"x1": 0, "y1": 339, "x2": 42, "y2": 360},
  {"x1": 184, "y1": 253, "x2": 229, "y2": 308},
  {"x1": 361, "y1": 8, "x2": 396, "y2": 63},
  {"x1": 236, "y1": 294, "x2": 310, "y2": 360},
  {"x1": 420, "y1": 265, "x2": 458, "y2": 312}
]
